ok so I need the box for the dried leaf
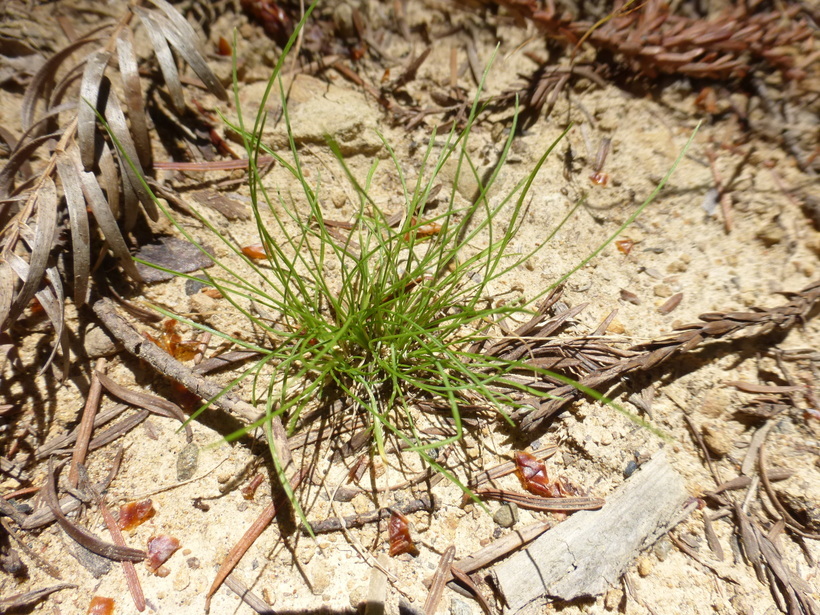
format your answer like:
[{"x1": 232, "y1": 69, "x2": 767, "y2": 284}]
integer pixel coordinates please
[
  {"x1": 21, "y1": 35, "x2": 99, "y2": 132},
  {"x1": 97, "y1": 136, "x2": 121, "y2": 220},
  {"x1": 101, "y1": 83, "x2": 159, "y2": 220},
  {"x1": 0, "y1": 132, "x2": 59, "y2": 200},
  {"x1": 78, "y1": 49, "x2": 111, "y2": 170},
  {"x1": 0, "y1": 583, "x2": 76, "y2": 613},
  {"x1": 147, "y1": 1, "x2": 228, "y2": 101},
  {"x1": 38, "y1": 267, "x2": 68, "y2": 374},
  {"x1": 55, "y1": 151, "x2": 90, "y2": 306},
  {"x1": 134, "y1": 7, "x2": 184, "y2": 111},
  {"x1": 0, "y1": 263, "x2": 14, "y2": 330},
  {"x1": 94, "y1": 371, "x2": 191, "y2": 439},
  {"x1": 120, "y1": 155, "x2": 141, "y2": 231},
  {"x1": 43, "y1": 458, "x2": 146, "y2": 562},
  {"x1": 5, "y1": 175, "x2": 58, "y2": 324},
  {"x1": 76, "y1": 156, "x2": 144, "y2": 282},
  {"x1": 116, "y1": 28, "x2": 152, "y2": 168}
]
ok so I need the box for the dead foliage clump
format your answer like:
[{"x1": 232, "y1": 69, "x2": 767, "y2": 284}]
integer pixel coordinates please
[
  {"x1": 0, "y1": 0, "x2": 227, "y2": 368},
  {"x1": 472, "y1": 0, "x2": 816, "y2": 81}
]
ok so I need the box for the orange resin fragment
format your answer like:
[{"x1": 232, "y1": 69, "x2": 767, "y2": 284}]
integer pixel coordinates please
[
  {"x1": 87, "y1": 596, "x2": 115, "y2": 615},
  {"x1": 514, "y1": 451, "x2": 561, "y2": 498},
  {"x1": 388, "y1": 511, "x2": 418, "y2": 557},
  {"x1": 117, "y1": 499, "x2": 155, "y2": 531}
]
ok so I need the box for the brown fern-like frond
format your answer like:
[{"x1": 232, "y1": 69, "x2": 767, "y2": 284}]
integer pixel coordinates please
[{"x1": 0, "y1": 0, "x2": 228, "y2": 366}]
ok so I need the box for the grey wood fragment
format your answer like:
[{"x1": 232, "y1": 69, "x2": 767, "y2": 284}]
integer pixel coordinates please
[{"x1": 492, "y1": 449, "x2": 688, "y2": 612}]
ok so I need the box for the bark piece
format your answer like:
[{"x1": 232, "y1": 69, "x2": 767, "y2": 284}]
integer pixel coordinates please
[{"x1": 492, "y1": 449, "x2": 687, "y2": 611}]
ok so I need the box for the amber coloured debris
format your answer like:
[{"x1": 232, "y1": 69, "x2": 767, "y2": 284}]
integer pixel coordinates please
[
  {"x1": 87, "y1": 596, "x2": 115, "y2": 615},
  {"x1": 241, "y1": 243, "x2": 268, "y2": 259},
  {"x1": 514, "y1": 451, "x2": 561, "y2": 498},
  {"x1": 388, "y1": 510, "x2": 419, "y2": 557},
  {"x1": 117, "y1": 499, "x2": 156, "y2": 531},
  {"x1": 145, "y1": 319, "x2": 199, "y2": 361}
]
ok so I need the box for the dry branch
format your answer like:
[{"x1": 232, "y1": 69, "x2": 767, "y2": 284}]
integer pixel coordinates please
[{"x1": 490, "y1": 280, "x2": 820, "y2": 432}]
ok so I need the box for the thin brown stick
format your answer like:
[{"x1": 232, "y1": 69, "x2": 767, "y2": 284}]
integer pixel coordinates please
[
  {"x1": 92, "y1": 296, "x2": 262, "y2": 427},
  {"x1": 303, "y1": 495, "x2": 436, "y2": 535},
  {"x1": 471, "y1": 489, "x2": 604, "y2": 512},
  {"x1": 68, "y1": 359, "x2": 104, "y2": 487},
  {"x1": 88, "y1": 475, "x2": 146, "y2": 611},
  {"x1": 205, "y1": 469, "x2": 306, "y2": 611},
  {"x1": 424, "y1": 545, "x2": 455, "y2": 615}
]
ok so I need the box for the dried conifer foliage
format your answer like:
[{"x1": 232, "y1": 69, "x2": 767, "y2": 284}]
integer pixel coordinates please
[
  {"x1": 475, "y1": 0, "x2": 815, "y2": 81},
  {"x1": 0, "y1": 0, "x2": 227, "y2": 369}
]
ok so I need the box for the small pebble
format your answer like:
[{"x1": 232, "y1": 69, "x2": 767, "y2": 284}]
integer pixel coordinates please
[
  {"x1": 653, "y1": 283, "x2": 673, "y2": 298},
  {"x1": 184, "y1": 275, "x2": 210, "y2": 296},
  {"x1": 189, "y1": 292, "x2": 217, "y2": 316},
  {"x1": 450, "y1": 597, "x2": 474, "y2": 615},
  {"x1": 493, "y1": 503, "x2": 518, "y2": 528},
  {"x1": 636, "y1": 555, "x2": 653, "y2": 577},
  {"x1": 653, "y1": 538, "x2": 672, "y2": 561},
  {"x1": 623, "y1": 460, "x2": 639, "y2": 478},
  {"x1": 604, "y1": 588, "x2": 623, "y2": 610},
  {"x1": 702, "y1": 422, "x2": 733, "y2": 457},
  {"x1": 83, "y1": 325, "x2": 119, "y2": 358},
  {"x1": 756, "y1": 219, "x2": 784, "y2": 246},
  {"x1": 176, "y1": 443, "x2": 199, "y2": 481},
  {"x1": 606, "y1": 318, "x2": 625, "y2": 334}
]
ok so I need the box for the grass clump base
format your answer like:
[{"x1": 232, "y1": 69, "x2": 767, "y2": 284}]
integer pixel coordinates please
[{"x1": 125, "y1": 14, "x2": 695, "y2": 527}]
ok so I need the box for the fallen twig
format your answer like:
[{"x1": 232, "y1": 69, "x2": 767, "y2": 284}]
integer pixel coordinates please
[
  {"x1": 68, "y1": 359, "x2": 104, "y2": 487},
  {"x1": 303, "y1": 495, "x2": 436, "y2": 535},
  {"x1": 0, "y1": 583, "x2": 76, "y2": 614},
  {"x1": 423, "y1": 545, "x2": 455, "y2": 615}
]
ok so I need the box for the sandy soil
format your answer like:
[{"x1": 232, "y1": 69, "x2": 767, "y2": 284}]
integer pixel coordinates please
[{"x1": 1, "y1": 1, "x2": 819, "y2": 614}]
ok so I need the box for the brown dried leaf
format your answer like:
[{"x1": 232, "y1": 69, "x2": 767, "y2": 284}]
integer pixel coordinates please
[
  {"x1": 76, "y1": 155, "x2": 144, "y2": 282},
  {"x1": 78, "y1": 49, "x2": 111, "y2": 170},
  {"x1": 97, "y1": 143, "x2": 121, "y2": 220},
  {"x1": 94, "y1": 370, "x2": 191, "y2": 439},
  {"x1": 0, "y1": 583, "x2": 76, "y2": 613},
  {"x1": 134, "y1": 7, "x2": 184, "y2": 111},
  {"x1": 101, "y1": 82, "x2": 158, "y2": 220},
  {"x1": 21, "y1": 35, "x2": 99, "y2": 132},
  {"x1": 6, "y1": 175, "x2": 58, "y2": 324},
  {"x1": 0, "y1": 132, "x2": 60, "y2": 200},
  {"x1": 116, "y1": 28, "x2": 152, "y2": 168},
  {"x1": 55, "y1": 151, "x2": 90, "y2": 306},
  {"x1": 38, "y1": 267, "x2": 69, "y2": 374},
  {"x1": 43, "y1": 458, "x2": 146, "y2": 562},
  {"x1": 147, "y1": 0, "x2": 228, "y2": 101},
  {"x1": 0, "y1": 263, "x2": 14, "y2": 328}
]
